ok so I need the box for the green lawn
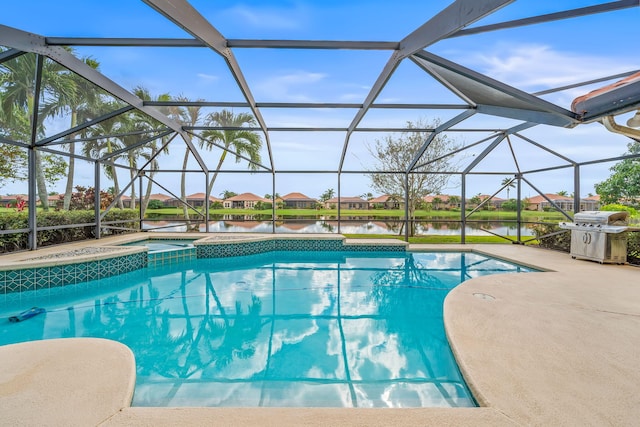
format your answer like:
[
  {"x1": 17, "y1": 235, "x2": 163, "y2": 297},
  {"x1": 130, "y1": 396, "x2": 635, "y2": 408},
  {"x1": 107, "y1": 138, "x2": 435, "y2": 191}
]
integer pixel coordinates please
[
  {"x1": 146, "y1": 206, "x2": 565, "y2": 220},
  {"x1": 343, "y1": 233, "x2": 537, "y2": 244}
]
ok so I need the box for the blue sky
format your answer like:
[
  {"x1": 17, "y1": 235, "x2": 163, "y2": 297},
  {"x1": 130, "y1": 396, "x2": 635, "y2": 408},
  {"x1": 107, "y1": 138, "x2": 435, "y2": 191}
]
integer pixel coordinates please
[{"x1": 1, "y1": 1, "x2": 639, "y2": 200}]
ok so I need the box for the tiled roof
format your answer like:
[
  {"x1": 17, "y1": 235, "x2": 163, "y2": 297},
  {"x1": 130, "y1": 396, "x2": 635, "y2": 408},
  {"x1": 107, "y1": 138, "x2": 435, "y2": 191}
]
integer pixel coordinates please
[
  {"x1": 225, "y1": 192, "x2": 268, "y2": 202},
  {"x1": 527, "y1": 194, "x2": 572, "y2": 203},
  {"x1": 282, "y1": 192, "x2": 316, "y2": 201},
  {"x1": 186, "y1": 192, "x2": 222, "y2": 202},
  {"x1": 325, "y1": 196, "x2": 367, "y2": 203},
  {"x1": 369, "y1": 195, "x2": 400, "y2": 203},
  {"x1": 148, "y1": 193, "x2": 172, "y2": 201}
]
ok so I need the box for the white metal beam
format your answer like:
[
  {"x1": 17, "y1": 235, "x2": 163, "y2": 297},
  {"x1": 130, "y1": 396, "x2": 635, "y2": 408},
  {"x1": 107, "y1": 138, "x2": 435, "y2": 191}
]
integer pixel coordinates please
[
  {"x1": 338, "y1": 0, "x2": 514, "y2": 170},
  {"x1": 0, "y1": 24, "x2": 210, "y2": 174},
  {"x1": 142, "y1": 0, "x2": 275, "y2": 171}
]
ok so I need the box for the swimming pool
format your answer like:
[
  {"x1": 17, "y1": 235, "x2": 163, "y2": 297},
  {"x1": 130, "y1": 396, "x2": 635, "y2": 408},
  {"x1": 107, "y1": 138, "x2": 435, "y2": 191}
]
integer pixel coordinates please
[{"x1": 0, "y1": 250, "x2": 534, "y2": 408}]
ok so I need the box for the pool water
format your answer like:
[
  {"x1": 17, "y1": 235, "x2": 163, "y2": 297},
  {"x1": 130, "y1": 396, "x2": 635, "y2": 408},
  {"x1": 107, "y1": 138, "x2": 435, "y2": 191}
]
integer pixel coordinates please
[
  {"x1": 0, "y1": 251, "x2": 534, "y2": 408},
  {"x1": 121, "y1": 239, "x2": 196, "y2": 252}
]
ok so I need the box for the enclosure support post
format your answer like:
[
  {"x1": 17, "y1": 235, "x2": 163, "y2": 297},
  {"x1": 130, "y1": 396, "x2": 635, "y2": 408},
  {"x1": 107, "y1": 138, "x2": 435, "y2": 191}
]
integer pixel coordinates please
[
  {"x1": 573, "y1": 165, "x2": 580, "y2": 214},
  {"x1": 95, "y1": 161, "x2": 101, "y2": 239},
  {"x1": 404, "y1": 173, "x2": 409, "y2": 242},
  {"x1": 138, "y1": 172, "x2": 144, "y2": 231},
  {"x1": 27, "y1": 148, "x2": 37, "y2": 250},
  {"x1": 27, "y1": 54, "x2": 44, "y2": 250},
  {"x1": 516, "y1": 173, "x2": 522, "y2": 243},
  {"x1": 461, "y1": 173, "x2": 466, "y2": 244},
  {"x1": 272, "y1": 172, "x2": 276, "y2": 234},
  {"x1": 337, "y1": 172, "x2": 341, "y2": 234},
  {"x1": 205, "y1": 171, "x2": 210, "y2": 233}
]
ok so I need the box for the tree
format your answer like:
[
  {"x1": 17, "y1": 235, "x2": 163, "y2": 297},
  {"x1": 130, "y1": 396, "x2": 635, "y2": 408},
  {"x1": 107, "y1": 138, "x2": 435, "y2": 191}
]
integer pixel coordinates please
[
  {"x1": 366, "y1": 118, "x2": 460, "y2": 235},
  {"x1": 501, "y1": 177, "x2": 515, "y2": 199},
  {"x1": 595, "y1": 141, "x2": 640, "y2": 206},
  {"x1": 360, "y1": 192, "x2": 373, "y2": 200},
  {"x1": 132, "y1": 86, "x2": 176, "y2": 216},
  {"x1": 174, "y1": 96, "x2": 204, "y2": 221},
  {"x1": 0, "y1": 52, "x2": 74, "y2": 209},
  {"x1": 501, "y1": 199, "x2": 520, "y2": 212},
  {"x1": 469, "y1": 193, "x2": 482, "y2": 208},
  {"x1": 45, "y1": 57, "x2": 102, "y2": 210},
  {"x1": 557, "y1": 190, "x2": 569, "y2": 197},
  {"x1": 319, "y1": 188, "x2": 335, "y2": 203},
  {"x1": 0, "y1": 91, "x2": 28, "y2": 186},
  {"x1": 199, "y1": 110, "x2": 263, "y2": 198},
  {"x1": 220, "y1": 190, "x2": 237, "y2": 200},
  {"x1": 82, "y1": 102, "x2": 126, "y2": 208},
  {"x1": 431, "y1": 196, "x2": 442, "y2": 210},
  {"x1": 448, "y1": 195, "x2": 461, "y2": 209}
]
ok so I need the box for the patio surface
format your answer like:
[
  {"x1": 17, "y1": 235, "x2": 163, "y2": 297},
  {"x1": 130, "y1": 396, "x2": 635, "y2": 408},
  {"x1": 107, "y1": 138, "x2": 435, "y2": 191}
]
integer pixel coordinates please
[{"x1": 0, "y1": 236, "x2": 638, "y2": 426}]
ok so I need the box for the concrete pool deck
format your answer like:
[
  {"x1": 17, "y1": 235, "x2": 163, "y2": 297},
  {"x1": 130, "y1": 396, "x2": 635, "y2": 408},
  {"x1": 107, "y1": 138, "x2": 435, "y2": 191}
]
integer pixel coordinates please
[{"x1": 0, "y1": 236, "x2": 639, "y2": 426}]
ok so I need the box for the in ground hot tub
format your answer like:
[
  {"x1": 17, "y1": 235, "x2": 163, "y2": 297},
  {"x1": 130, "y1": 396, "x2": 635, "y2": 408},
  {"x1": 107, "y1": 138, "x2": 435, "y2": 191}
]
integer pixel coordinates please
[{"x1": 120, "y1": 239, "x2": 196, "y2": 253}]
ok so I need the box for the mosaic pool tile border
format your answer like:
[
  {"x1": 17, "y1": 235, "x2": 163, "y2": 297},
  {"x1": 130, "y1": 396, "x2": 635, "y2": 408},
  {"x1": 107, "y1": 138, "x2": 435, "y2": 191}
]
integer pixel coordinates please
[
  {"x1": 195, "y1": 237, "x2": 406, "y2": 258},
  {"x1": 0, "y1": 252, "x2": 147, "y2": 295},
  {"x1": 1, "y1": 237, "x2": 406, "y2": 294}
]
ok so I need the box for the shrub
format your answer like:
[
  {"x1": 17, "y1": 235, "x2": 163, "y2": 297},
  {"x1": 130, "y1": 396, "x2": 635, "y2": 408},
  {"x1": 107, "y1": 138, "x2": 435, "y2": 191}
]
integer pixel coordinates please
[
  {"x1": 531, "y1": 222, "x2": 640, "y2": 265},
  {"x1": 0, "y1": 209, "x2": 138, "y2": 253},
  {"x1": 147, "y1": 199, "x2": 165, "y2": 209},
  {"x1": 530, "y1": 223, "x2": 570, "y2": 252}
]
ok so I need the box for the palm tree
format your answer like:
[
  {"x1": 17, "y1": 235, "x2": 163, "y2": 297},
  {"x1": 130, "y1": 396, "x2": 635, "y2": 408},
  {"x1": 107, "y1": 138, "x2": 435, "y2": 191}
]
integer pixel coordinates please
[
  {"x1": 132, "y1": 87, "x2": 177, "y2": 215},
  {"x1": 118, "y1": 114, "x2": 153, "y2": 210},
  {"x1": 448, "y1": 195, "x2": 461, "y2": 209},
  {"x1": 45, "y1": 57, "x2": 102, "y2": 210},
  {"x1": 501, "y1": 177, "x2": 516, "y2": 200},
  {"x1": 199, "y1": 109, "x2": 263, "y2": 198},
  {"x1": 175, "y1": 96, "x2": 204, "y2": 221},
  {"x1": 319, "y1": 188, "x2": 335, "y2": 203},
  {"x1": 220, "y1": 190, "x2": 237, "y2": 200},
  {"x1": 83, "y1": 102, "x2": 127, "y2": 208},
  {"x1": 557, "y1": 190, "x2": 569, "y2": 197},
  {"x1": 0, "y1": 52, "x2": 76, "y2": 210}
]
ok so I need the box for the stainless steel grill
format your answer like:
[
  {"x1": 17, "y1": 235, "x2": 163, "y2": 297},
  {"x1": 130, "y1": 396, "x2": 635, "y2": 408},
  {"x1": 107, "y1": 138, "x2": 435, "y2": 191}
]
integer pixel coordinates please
[{"x1": 559, "y1": 211, "x2": 630, "y2": 264}]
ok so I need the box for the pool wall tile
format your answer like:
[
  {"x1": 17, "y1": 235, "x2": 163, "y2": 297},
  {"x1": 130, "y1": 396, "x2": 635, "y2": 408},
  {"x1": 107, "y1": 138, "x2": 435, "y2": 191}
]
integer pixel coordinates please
[
  {"x1": 0, "y1": 250, "x2": 148, "y2": 294},
  {"x1": 196, "y1": 237, "x2": 405, "y2": 259},
  {"x1": 0, "y1": 238, "x2": 403, "y2": 294}
]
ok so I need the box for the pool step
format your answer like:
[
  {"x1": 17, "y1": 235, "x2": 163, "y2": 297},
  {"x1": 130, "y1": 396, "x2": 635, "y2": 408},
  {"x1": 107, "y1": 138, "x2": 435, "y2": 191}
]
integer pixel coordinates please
[{"x1": 147, "y1": 247, "x2": 196, "y2": 267}]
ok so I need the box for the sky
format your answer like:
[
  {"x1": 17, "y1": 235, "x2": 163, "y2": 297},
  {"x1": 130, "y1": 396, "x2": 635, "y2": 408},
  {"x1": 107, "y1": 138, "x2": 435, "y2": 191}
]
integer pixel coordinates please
[{"x1": 1, "y1": 0, "x2": 639, "y2": 201}]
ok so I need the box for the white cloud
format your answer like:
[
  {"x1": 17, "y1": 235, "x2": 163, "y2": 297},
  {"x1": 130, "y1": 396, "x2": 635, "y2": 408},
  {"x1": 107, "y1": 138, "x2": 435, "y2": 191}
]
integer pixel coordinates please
[
  {"x1": 463, "y1": 43, "x2": 637, "y2": 92},
  {"x1": 197, "y1": 73, "x2": 219, "y2": 81},
  {"x1": 256, "y1": 70, "x2": 328, "y2": 101}
]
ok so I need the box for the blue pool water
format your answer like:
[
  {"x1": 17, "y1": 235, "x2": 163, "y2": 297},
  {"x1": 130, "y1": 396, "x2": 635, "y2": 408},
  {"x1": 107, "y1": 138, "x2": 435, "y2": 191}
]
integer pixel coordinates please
[{"x1": 0, "y1": 251, "x2": 535, "y2": 408}]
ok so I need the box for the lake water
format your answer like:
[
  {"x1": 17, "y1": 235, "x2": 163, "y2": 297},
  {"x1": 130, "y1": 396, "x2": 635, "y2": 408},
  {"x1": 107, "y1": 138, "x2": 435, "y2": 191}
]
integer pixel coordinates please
[{"x1": 142, "y1": 216, "x2": 536, "y2": 236}]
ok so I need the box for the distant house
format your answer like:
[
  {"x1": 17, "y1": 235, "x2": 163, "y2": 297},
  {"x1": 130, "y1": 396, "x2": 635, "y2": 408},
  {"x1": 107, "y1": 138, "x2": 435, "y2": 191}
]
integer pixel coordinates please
[
  {"x1": 165, "y1": 193, "x2": 222, "y2": 208},
  {"x1": 147, "y1": 193, "x2": 172, "y2": 203},
  {"x1": 323, "y1": 196, "x2": 368, "y2": 210},
  {"x1": 1, "y1": 194, "x2": 27, "y2": 207},
  {"x1": 119, "y1": 195, "x2": 134, "y2": 208},
  {"x1": 526, "y1": 194, "x2": 573, "y2": 211},
  {"x1": 581, "y1": 195, "x2": 601, "y2": 211},
  {"x1": 478, "y1": 194, "x2": 506, "y2": 209},
  {"x1": 223, "y1": 192, "x2": 269, "y2": 209},
  {"x1": 368, "y1": 194, "x2": 403, "y2": 209},
  {"x1": 424, "y1": 194, "x2": 460, "y2": 210},
  {"x1": 281, "y1": 192, "x2": 317, "y2": 209}
]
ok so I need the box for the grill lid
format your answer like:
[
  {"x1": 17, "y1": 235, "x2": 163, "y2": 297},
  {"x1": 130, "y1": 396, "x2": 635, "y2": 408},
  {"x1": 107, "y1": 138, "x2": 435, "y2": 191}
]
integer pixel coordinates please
[
  {"x1": 572, "y1": 210, "x2": 629, "y2": 225},
  {"x1": 559, "y1": 222, "x2": 630, "y2": 233}
]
